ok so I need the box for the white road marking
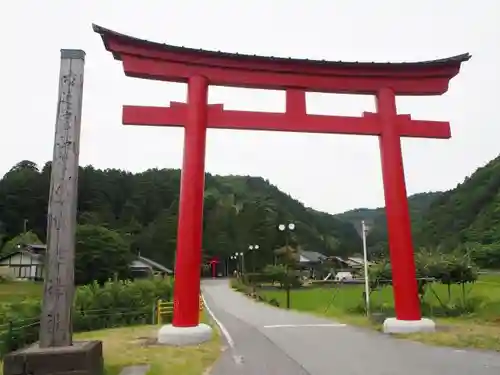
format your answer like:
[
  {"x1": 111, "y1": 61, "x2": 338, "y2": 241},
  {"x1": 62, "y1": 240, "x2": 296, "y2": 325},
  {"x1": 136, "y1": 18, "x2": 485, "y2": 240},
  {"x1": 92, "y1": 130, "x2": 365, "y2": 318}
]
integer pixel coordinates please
[
  {"x1": 201, "y1": 292, "x2": 243, "y2": 365},
  {"x1": 263, "y1": 323, "x2": 347, "y2": 328},
  {"x1": 233, "y1": 355, "x2": 244, "y2": 364}
]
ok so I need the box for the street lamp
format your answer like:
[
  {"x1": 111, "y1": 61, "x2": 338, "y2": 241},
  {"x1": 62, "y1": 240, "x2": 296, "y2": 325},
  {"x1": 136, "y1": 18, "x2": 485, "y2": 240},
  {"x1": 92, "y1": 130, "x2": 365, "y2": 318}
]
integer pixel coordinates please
[
  {"x1": 248, "y1": 244, "x2": 259, "y2": 272},
  {"x1": 278, "y1": 222, "x2": 295, "y2": 262},
  {"x1": 278, "y1": 222, "x2": 295, "y2": 309}
]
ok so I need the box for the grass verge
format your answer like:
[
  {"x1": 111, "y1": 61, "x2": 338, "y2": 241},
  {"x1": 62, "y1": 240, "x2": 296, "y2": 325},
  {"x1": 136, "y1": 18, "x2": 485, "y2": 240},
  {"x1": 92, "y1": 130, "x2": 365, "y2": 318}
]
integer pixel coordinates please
[
  {"x1": 1, "y1": 323, "x2": 221, "y2": 375},
  {"x1": 81, "y1": 324, "x2": 221, "y2": 375},
  {"x1": 397, "y1": 320, "x2": 500, "y2": 351}
]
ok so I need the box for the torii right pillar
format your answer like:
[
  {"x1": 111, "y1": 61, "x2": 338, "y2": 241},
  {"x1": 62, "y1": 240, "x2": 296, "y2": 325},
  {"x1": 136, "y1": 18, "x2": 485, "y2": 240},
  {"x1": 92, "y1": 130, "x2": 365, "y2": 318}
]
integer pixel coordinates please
[{"x1": 376, "y1": 87, "x2": 433, "y2": 333}]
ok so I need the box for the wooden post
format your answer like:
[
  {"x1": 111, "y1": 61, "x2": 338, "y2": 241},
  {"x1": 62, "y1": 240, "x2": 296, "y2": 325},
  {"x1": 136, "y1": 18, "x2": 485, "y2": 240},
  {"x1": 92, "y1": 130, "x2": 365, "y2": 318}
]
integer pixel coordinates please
[{"x1": 39, "y1": 49, "x2": 85, "y2": 348}]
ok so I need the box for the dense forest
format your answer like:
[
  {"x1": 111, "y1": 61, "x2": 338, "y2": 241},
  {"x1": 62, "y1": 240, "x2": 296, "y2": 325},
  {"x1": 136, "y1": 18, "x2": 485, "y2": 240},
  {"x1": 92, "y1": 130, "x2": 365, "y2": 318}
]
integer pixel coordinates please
[
  {"x1": 2, "y1": 153, "x2": 500, "y2": 271},
  {"x1": 0, "y1": 160, "x2": 360, "y2": 271},
  {"x1": 411, "y1": 155, "x2": 500, "y2": 268}
]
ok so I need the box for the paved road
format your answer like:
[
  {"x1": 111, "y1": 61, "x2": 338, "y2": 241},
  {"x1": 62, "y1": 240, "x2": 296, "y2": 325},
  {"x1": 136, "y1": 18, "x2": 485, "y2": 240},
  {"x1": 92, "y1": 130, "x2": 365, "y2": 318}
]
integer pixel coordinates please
[{"x1": 202, "y1": 279, "x2": 500, "y2": 375}]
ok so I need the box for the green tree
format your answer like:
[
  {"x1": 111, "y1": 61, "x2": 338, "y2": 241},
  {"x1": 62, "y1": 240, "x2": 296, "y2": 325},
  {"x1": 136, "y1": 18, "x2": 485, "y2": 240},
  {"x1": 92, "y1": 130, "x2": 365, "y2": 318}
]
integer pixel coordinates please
[
  {"x1": 75, "y1": 225, "x2": 133, "y2": 285},
  {"x1": 1, "y1": 231, "x2": 42, "y2": 255}
]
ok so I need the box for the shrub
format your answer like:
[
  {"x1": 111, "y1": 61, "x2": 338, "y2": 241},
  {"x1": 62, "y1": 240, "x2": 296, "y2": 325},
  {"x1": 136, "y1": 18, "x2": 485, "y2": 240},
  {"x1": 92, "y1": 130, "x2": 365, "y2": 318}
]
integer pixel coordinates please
[
  {"x1": 259, "y1": 265, "x2": 303, "y2": 289},
  {"x1": 243, "y1": 272, "x2": 273, "y2": 285},
  {"x1": 0, "y1": 266, "x2": 14, "y2": 283},
  {"x1": 361, "y1": 250, "x2": 480, "y2": 316}
]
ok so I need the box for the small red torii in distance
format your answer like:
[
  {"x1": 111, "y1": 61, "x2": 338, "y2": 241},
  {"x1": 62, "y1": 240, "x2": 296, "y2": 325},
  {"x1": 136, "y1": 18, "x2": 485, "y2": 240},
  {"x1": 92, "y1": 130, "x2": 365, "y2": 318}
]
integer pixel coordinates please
[
  {"x1": 207, "y1": 257, "x2": 219, "y2": 279},
  {"x1": 93, "y1": 23, "x2": 470, "y2": 332}
]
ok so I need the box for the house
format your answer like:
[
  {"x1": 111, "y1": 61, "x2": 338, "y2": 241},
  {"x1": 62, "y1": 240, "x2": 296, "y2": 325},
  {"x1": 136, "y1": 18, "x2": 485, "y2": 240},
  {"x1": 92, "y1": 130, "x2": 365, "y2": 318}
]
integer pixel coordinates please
[
  {"x1": 129, "y1": 255, "x2": 173, "y2": 278},
  {"x1": 0, "y1": 244, "x2": 172, "y2": 281},
  {"x1": 298, "y1": 251, "x2": 328, "y2": 279},
  {"x1": 0, "y1": 244, "x2": 46, "y2": 280},
  {"x1": 327, "y1": 256, "x2": 373, "y2": 269},
  {"x1": 298, "y1": 251, "x2": 328, "y2": 264},
  {"x1": 347, "y1": 256, "x2": 374, "y2": 268}
]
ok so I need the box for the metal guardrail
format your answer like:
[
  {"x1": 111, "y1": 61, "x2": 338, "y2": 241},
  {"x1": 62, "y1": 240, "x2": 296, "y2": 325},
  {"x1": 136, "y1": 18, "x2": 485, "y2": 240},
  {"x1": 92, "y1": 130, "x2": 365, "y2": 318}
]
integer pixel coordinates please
[{"x1": 155, "y1": 295, "x2": 204, "y2": 325}]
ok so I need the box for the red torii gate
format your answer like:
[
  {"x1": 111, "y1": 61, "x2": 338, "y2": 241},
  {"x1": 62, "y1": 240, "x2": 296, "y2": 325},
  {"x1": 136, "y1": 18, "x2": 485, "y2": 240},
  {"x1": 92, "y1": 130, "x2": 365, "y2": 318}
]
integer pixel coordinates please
[
  {"x1": 93, "y1": 24, "x2": 469, "y2": 332},
  {"x1": 208, "y1": 257, "x2": 220, "y2": 279}
]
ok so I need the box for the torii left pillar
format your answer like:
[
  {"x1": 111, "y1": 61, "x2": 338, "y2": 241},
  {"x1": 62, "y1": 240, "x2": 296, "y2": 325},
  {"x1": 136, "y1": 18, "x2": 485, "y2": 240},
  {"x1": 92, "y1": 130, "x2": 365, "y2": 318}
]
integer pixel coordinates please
[{"x1": 157, "y1": 75, "x2": 213, "y2": 345}]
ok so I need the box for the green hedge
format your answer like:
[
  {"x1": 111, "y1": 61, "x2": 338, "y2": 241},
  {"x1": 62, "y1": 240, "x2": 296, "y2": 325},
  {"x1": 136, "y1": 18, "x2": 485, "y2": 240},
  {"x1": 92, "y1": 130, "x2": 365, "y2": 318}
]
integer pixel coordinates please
[{"x1": 0, "y1": 277, "x2": 173, "y2": 358}]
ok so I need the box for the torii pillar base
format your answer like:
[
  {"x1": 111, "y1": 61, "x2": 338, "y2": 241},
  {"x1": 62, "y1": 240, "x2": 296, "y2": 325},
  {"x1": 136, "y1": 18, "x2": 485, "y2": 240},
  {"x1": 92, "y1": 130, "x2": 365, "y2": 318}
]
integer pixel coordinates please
[
  {"x1": 157, "y1": 323, "x2": 213, "y2": 346},
  {"x1": 382, "y1": 317, "x2": 436, "y2": 334}
]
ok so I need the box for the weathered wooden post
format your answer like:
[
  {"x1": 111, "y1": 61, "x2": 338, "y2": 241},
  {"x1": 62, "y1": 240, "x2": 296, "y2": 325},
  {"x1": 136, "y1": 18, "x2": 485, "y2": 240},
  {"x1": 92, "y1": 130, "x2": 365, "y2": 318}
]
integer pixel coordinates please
[
  {"x1": 3, "y1": 49, "x2": 103, "y2": 375},
  {"x1": 39, "y1": 49, "x2": 85, "y2": 348}
]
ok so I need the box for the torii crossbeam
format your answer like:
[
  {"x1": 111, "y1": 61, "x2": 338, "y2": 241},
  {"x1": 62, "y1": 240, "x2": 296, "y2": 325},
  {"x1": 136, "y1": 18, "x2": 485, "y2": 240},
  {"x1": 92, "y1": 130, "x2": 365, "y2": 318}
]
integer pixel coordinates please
[
  {"x1": 93, "y1": 23, "x2": 470, "y2": 334},
  {"x1": 122, "y1": 92, "x2": 451, "y2": 138}
]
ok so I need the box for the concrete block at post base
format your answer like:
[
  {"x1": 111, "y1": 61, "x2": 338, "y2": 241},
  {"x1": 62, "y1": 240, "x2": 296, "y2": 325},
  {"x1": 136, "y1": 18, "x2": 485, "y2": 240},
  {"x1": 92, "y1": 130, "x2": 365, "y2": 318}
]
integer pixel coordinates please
[
  {"x1": 157, "y1": 323, "x2": 212, "y2": 346},
  {"x1": 3, "y1": 340, "x2": 103, "y2": 375},
  {"x1": 382, "y1": 317, "x2": 436, "y2": 334}
]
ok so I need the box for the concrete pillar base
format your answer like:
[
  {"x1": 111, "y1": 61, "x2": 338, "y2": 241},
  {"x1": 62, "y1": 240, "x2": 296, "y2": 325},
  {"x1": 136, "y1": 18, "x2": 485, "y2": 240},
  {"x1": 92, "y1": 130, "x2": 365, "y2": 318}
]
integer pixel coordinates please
[
  {"x1": 157, "y1": 323, "x2": 213, "y2": 346},
  {"x1": 382, "y1": 317, "x2": 436, "y2": 334}
]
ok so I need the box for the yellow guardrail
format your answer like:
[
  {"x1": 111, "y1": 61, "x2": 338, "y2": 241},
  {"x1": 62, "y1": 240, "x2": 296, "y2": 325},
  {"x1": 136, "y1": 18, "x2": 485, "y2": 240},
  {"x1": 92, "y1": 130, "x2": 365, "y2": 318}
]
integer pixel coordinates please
[
  {"x1": 156, "y1": 295, "x2": 204, "y2": 325},
  {"x1": 156, "y1": 299, "x2": 173, "y2": 325}
]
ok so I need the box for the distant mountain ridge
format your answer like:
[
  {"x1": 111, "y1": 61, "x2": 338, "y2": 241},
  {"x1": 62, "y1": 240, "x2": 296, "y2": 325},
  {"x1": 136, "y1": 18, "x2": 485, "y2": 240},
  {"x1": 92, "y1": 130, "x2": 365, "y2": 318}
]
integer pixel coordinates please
[{"x1": 335, "y1": 192, "x2": 443, "y2": 253}]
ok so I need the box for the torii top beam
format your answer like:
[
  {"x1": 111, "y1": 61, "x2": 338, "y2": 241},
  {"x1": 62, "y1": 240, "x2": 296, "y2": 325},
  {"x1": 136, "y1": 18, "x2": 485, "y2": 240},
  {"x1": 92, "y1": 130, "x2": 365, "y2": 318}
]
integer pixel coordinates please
[{"x1": 93, "y1": 24, "x2": 470, "y2": 96}]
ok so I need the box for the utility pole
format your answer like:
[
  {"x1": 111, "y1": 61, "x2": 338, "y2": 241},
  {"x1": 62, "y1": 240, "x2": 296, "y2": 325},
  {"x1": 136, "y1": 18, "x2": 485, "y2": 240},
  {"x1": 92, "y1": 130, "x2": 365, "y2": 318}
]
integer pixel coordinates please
[
  {"x1": 361, "y1": 220, "x2": 371, "y2": 317},
  {"x1": 39, "y1": 49, "x2": 85, "y2": 348}
]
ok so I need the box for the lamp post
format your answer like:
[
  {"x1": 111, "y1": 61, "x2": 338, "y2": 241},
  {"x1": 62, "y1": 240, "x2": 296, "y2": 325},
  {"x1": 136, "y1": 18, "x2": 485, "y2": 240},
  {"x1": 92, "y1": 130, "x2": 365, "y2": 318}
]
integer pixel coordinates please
[
  {"x1": 232, "y1": 252, "x2": 244, "y2": 276},
  {"x1": 239, "y1": 252, "x2": 245, "y2": 275},
  {"x1": 248, "y1": 244, "x2": 259, "y2": 272},
  {"x1": 230, "y1": 254, "x2": 237, "y2": 274},
  {"x1": 278, "y1": 222, "x2": 295, "y2": 309}
]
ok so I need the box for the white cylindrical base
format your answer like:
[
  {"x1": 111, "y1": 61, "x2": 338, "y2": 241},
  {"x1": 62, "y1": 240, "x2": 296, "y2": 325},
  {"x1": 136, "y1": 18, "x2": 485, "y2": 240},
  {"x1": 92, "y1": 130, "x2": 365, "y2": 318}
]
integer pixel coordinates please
[
  {"x1": 382, "y1": 317, "x2": 436, "y2": 334},
  {"x1": 157, "y1": 323, "x2": 213, "y2": 346}
]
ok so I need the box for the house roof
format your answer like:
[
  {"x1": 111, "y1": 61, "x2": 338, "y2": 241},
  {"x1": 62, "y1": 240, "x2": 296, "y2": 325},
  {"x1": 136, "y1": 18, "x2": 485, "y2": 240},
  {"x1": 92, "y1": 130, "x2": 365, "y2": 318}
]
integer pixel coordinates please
[
  {"x1": 134, "y1": 256, "x2": 173, "y2": 274},
  {"x1": 0, "y1": 244, "x2": 45, "y2": 262},
  {"x1": 328, "y1": 256, "x2": 361, "y2": 267},
  {"x1": 299, "y1": 251, "x2": 327, "y2": 263}
]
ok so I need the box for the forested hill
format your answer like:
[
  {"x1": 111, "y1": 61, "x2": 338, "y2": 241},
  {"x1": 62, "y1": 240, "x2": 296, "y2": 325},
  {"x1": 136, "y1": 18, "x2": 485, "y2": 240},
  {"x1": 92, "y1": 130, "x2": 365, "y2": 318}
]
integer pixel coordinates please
[
  {"x1": 0, "y1": 160, "x2": 361, "y2": 269},
  {"x1": 333, "y1": 153, "x2": 500, "y2": 269},
  {"x1": 413, "y1": 155, "x2": 500, "y2": 252},
  {"x1": 335, "y1": 192, "x2": 442, "y2": 253}
]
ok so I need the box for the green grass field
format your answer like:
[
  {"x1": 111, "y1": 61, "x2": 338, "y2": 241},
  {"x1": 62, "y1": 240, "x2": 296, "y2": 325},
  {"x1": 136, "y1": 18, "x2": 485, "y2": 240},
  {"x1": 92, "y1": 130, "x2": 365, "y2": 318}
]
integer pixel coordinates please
[
  {"x1": 256, "y1": 274, "x2": 500, "y2": 350},
  {"x1": 260, "y1": 274, "x2": 500, "y2": 319},
  {"x1": 0, "y1": 281, "x2": 42, "y2": 303}
]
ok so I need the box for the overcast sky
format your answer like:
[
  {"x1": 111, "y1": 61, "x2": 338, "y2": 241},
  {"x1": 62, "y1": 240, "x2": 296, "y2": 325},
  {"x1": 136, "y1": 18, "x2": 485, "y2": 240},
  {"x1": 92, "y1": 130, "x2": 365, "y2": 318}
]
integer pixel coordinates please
[{"x1": 1, "y1": 0, "x2": 498, "y2": 214}]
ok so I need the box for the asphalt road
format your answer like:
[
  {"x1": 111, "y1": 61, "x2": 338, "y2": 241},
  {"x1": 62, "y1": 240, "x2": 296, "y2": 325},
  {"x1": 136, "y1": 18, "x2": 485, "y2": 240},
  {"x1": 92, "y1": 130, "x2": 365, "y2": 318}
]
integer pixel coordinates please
[{"x1": 202, "y1": 279, "x2": 500, "y2": 375}]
